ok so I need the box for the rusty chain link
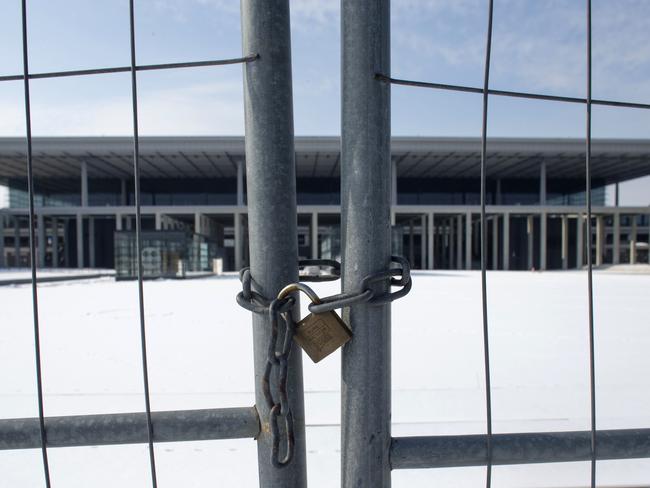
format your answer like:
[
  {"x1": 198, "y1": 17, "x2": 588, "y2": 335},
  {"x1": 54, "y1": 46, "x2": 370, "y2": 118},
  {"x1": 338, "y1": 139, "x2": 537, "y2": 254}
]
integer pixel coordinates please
[{"x1": 236, "y1": 256, "x2": 411, "y2": 468}]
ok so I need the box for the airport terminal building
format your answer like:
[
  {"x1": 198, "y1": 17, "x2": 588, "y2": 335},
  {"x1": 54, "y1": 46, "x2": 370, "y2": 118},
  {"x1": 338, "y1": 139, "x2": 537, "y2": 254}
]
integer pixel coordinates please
[{"x1": 1, "y1": 136, "x2": 649, "y2": 273}]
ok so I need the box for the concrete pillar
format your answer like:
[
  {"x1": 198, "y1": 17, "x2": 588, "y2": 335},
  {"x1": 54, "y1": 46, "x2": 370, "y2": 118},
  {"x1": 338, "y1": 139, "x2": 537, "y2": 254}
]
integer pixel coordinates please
[
  {"x1": 561, "y1": 215, "x2": 569, "y2": 270},
  {"x1": 596, "y1": 215, "x2": 604, "y2": 267},
  {"x1": 120, "y1": 179, "x2": 127, "y2": 206},
  {"x1": 540, "y1": 212, "x2": 547, "y2": 271},
  {"x1": 76, "y1": 214, "x2": 84, "y2": 268},
  {"x1": 409, "y1": 219, "x2": 415, "y2": 268},
  {"x1": 420, "y1": 214, "x2": 426, "y2": 270},
  {"x1": 116, "y1": 213, "x2": 123, "y2": 231},
  {"x1": 63, "y1": 218, "x2": 70, "y2": 267},
  {"x1": 311, "y1": 212, "x2": 318, "y2": 259},
  {"x1": 465, "y1": 212, "x2": 472, "y2": 270},
  {"x1": 155, "y1": 213, "x2": 162, "y2": 231},
  {"x1": 0, "y1": 215, "x2": 5, "y2": 267},
  {"x1": 427, "y1": 212, "x2": 434, "y2": 270},
  {"x1": 576, "y1": 214, "x2": 584, "y2": 269},
  {"x1": 613, "y1": 212, "x2": 620, "y2": 265},
  {"x1": 14, "y1": 216, "x2": 20, "y2": 267},
  {"x1": 126, "y1": 216, "x2": 132, "y2": 231},
  {"x1": 37, "y1": 213, "x2": 45, "y2": 268},
  {"x1": 234, "y1": 212, "x2": 242, "y2": 271},
  {"x1": 52, "y1": 217, "x2": 58, "y2": 268},
  {"x1": 448, "y1": 218, "x2": 454, "y2": 269},
  {"x1": 237, "y1": 159, "x2": 245, "y2": 206},
  {"x1": 81, "y1": 161, "x2": 88, "y2": 207},
  {"x1": 492, "y1": 215, "x2": 499, "y2": 270},
  {"x1": 194, "y1": 213, "x2": 202, "y2": 235},
  {"x1": 539, "y1": 160, "x2": 547, "y2": 205},
  {"x1": 456, "y1": 215, "x2": 463, "y2": 270},
  {"x1": 630, "y1": 216, "x2": 637, "y2": 264},
  {"x1": 527, "y1": 215, "x2": 534, "y2": 270},
  {"x1": 502, "y1": 213, "x2": 510, "y2": 271},
  {"x1": 88, "y1": 217, "x2": 95, "y2": 268}
]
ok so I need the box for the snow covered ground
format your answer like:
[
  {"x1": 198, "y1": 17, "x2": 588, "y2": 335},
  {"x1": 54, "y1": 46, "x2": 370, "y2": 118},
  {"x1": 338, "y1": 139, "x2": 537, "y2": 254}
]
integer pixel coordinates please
[{"x1": 1, "y1": 270, "x2": 649, "y2": 487}]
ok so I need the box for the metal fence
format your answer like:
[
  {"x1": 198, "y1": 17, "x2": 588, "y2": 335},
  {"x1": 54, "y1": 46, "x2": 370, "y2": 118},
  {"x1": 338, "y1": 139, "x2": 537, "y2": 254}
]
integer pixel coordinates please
[{"x1": 2, "y1": 1, "x2": 650, "y2": 487}]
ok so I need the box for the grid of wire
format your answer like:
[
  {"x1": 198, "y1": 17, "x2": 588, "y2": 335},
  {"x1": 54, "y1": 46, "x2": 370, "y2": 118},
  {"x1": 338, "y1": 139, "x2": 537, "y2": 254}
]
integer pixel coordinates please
[
  {"x1": 8, "y1": 1, "x2": 256, "y2": 486},
  {"x1": 4, "y1": 1, "x2": 650, "y2": 487},
  {"x1": 378, "y1": 1, "x2": 650, "y2": 487}
]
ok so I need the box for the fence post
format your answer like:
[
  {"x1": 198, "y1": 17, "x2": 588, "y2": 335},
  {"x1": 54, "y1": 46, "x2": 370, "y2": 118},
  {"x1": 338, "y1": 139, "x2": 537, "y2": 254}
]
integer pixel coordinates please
[
  {"x1": 241, "y1": 1, "x2": 307, "y2": 487},
  {"x1": 341, "y1": 0, "x2": 391, "y2": 486}
]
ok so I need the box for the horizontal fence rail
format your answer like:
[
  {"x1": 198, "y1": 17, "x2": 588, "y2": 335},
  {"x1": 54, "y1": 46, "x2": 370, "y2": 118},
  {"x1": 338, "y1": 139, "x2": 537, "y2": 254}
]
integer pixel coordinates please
[
  {"x1": 391, "y1": 429, "x2": 650, "y2": 470},
  {"x1": 0, "y1": 407, "x2": 260, "y2": 450},
  {"x1": 0, "y1": 55, "x2": 258, "y2": 82}
]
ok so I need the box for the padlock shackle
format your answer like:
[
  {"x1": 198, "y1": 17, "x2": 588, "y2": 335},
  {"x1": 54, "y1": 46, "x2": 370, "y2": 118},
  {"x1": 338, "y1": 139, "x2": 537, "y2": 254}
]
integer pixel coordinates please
[{"x1": 277, "y1": 282, "x2": 322, "y2": 304}]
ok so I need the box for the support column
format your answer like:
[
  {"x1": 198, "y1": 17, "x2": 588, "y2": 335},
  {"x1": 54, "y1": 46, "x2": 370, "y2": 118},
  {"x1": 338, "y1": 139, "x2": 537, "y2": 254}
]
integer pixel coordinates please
[
  {"x1": 155, "y1": 213, "x2": 162, "y2": 231},
  {"x1": 242, "y1": 2, "x2": 307, "y2": 482},
  {"x1": 596, "y1": 215, "x2": 604, "y2": 267},
  {"x1": 540, "y1": 212, "x2": 547, "y2": 271},
  {"x1": 420, "y1": 214, "x2": 426, "y2": 270},
  {"x1": 539, "y1": 160, "x2": 547, "y2": 205},
  {"x1": 14, "y1": 216, "x2": 20, "y2": 267},
  {"x1": 234, "y1": 213, "x2": 242, "y2": 271},
  {"x1": 341, "y1": 0, "x2": 391, "y2": 485},
  {"x1": 492, "y1": 215, "x2": 499, "y2": 270},
  {"x1": 409, "y1": 219, "x2": 415, "y2": 267},
  {"x1": 448, "y1": 218, "x2": 454, "y2": 269},
  {"x1": 51, "y1": 217, "x2": 58, "y2": 268},
  {"x1": 427, "y1": 212, "x2": 434, "y2": 270},
  {"x1": 502, "y1": 213, "x2": 510, "y2": 271},
  {"x1": 81, "y1": 160, "x2": 88, "y2": 207},
  {"x1": 311, "y1": 212, "x2": 318, "y2": 259},
  {"x1": 527, "y1": 215, "x2": 534, "y2": 270},
  {"x1": 63, "y1": 218, "x2": 70, "y2": 267},
  {"x1": 237, "y1": 159, "x2": 245, "y2": 206},
  {"x1": 0, "y1": 215, "x2": 5, "y2": 268},
  {"x1": 76, "y1": 214, "x2": 84, "y2": 268},
  {"x1": 456, "y1": 215, "x2": 463, "y2": 270},
  {"x1": 613, "y1": 212, "x2": 620, "y2": 265},
  {"x1": 561, "y1": 215, "x2": 569, "y2": 270},
  {"x1": 630, "y1": 216, "x2": 637, "y2": 265},
  {"x1": 465, "y1": 212, "x2": 472, "y2": 270},
  {"x1": 37, "y1": 214, "x2": 45, "y2": 268},
  {"x1": 88, "y1": 217, "x2": 95, "y2": 268},
  {"x1": 116, "y1": 213, "x2": 123, "y2": 231},
  {"x1": 576, "y1": 214, "x2": 584, "y2": 269}
]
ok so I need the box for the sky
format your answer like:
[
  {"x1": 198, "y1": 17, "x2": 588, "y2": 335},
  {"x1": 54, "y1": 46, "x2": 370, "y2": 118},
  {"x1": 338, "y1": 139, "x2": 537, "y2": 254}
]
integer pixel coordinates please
[{"x1": 0, "y1": 0, "x2": 648, "y2": 204}]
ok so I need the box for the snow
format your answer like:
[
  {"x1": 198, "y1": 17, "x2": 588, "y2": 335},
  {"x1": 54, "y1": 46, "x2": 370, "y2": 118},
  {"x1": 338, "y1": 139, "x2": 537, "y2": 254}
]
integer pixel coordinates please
[{"x1": 1, "y1": 270, "x2": 649, "y2": 487}]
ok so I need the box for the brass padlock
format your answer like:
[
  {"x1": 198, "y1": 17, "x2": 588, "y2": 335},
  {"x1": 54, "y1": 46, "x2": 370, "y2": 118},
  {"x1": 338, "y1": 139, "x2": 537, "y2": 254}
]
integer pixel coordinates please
[{"x1": 277, "y1": 283, "x2": 352, "y2": 363}]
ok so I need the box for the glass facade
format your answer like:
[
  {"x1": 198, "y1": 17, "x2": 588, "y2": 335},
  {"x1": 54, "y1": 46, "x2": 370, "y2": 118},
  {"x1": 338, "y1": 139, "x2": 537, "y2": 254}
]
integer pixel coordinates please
[
  {"x1": 5, "y1": 176, "x2": 609, "y2": 208},
  {"x1": 114, "y1": 230, "x2": 220, "y2": 279}
]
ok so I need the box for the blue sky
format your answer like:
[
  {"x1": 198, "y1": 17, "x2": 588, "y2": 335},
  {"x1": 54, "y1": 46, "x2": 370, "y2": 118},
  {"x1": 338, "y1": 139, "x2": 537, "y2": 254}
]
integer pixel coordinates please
[{"x1": 0, "y1": 0, "x2": 649, "y2": 203}]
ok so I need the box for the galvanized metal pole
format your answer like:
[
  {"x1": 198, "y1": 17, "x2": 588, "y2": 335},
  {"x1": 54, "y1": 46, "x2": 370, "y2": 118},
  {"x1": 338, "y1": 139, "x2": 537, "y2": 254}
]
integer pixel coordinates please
[
  {"x1": 241, "y1": 1, "x2": 307, "y2": 487},
  {"x1": 341, "y1": 0, "x2": 391, "y2": 486}
]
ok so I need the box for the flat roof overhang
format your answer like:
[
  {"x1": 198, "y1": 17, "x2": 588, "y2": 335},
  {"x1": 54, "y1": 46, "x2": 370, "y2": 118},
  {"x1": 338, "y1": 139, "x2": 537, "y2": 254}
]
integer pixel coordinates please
[{"x1": 0, "y1": 136, "x2": 649, "y2": 184}]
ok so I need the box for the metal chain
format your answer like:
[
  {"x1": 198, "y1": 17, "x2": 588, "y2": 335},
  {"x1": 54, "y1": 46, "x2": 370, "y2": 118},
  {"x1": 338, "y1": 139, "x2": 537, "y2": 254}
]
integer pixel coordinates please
[
  {"x1": 264, "y1": 299, "x2": 296, "y2": 467},
  {"x1": 236, "y1": 255, "x2": 411, "y2": 468}
]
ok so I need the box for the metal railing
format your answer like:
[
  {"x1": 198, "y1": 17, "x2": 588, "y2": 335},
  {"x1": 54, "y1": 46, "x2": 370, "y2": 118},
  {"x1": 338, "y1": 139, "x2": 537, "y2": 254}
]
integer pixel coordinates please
[{"x1": 2, "y1": 1, "x2": 650, "y2": 487}]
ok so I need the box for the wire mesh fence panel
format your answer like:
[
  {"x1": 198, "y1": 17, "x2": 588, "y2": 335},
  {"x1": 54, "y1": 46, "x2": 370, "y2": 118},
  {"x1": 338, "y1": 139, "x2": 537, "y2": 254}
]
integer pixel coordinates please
[{"x1": 1, "y1": 1, "x2": 649, "y2": 487}]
